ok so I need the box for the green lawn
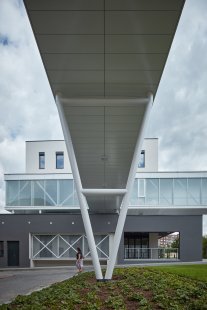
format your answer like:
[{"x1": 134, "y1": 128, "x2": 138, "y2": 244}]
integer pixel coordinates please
[
  {"x1": 0, "y1": 265, "x2": 207, "y2": 309},
  {"x1": 148, "y1": 264, "x2": 207, "y2": 282}
]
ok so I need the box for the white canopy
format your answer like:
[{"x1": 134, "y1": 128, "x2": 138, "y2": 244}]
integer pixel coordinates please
[{"x1": 24, "y1": 0, "x2": 185, "y2": 212}]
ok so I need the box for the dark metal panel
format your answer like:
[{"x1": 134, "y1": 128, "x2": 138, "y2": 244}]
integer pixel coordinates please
[
  {"x1": 29, "y1": 11, "x2": 104, "y2": 35},
  {"x1": 105, "y1": 0, "x2": 184, "y2": 11},
  {"x1": 118, "y1": 215, "x2": 202, "y2": 263},
  {"x1": 105, "y1": 11, "x2": 180, "y2": 34},
  {"x1": 26, "y1": 0, "x2": 104, "y2": 11},
  {"x1": 43, "y1": 54, "x2": 104, "y2": 71},
  {"x1": 37, "y1": 35, "x2": 104, "y2": 53},
  {"x1": 0, "y1": 214, "x2": 202, "y2": 267}
]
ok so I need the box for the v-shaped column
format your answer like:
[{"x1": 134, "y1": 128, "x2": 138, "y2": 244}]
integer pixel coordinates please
[
  {"x1": 105, "y1": 93, "x2": 153, "y2": 279},
  {"x1": 56, "y1": 94, "x2": 153, "y2": 280},
  {"x1": 56, "y1": 95, "x2": 103, "y2": 280}
]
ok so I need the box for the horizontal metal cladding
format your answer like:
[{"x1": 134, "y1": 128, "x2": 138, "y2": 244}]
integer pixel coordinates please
[
  {"x1": 62, "y1": 103, "x2": 146, "y2": 191},
  {"x1": 24, "y1": 0, "x2": 185, "y2": 98}
]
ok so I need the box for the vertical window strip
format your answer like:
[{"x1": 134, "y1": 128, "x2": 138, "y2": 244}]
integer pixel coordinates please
[
  {"x1": 56, "y1": 152, "x2": 64, "y2": 169},
  {"x1": 138, "y1": 150, "x2": 145, "y2": 168},
  {"x1": 39, "y1": 152, "x2": 45, "y2": 169}
]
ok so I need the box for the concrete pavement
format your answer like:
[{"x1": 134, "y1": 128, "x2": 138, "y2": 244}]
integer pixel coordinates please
[{"x1": 0, "y1": 267, "x2": 82, "y2": 305}]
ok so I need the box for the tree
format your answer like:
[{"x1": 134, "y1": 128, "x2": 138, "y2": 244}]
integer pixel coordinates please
[
  {"x1": 169, "y1": 237, "x2": 179, "y2": 259},
  {"x1": 171, "y1": 237, "x2": 179, "y2": 249},
  {"x1": 203, "y1": 235, "x2": 207, "y2": 259}
]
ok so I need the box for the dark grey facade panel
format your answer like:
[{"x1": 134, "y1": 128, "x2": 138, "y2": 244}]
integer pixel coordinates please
[
  {"x1": 0, "y1": 214, "x2": 202, "y2": 267},
  {"x1": 119, "y1": 215, "x2": 202, "y2": 263}
]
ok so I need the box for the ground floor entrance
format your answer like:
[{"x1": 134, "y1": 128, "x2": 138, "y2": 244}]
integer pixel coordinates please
[
  {"x1": 124, "y1": 232, "x2": 179, "y2": 260},
  {"x1": 7, "y1": 241, "x2": 19, "y2": 267},
  {"x1": 0, "y1": 214, "x2": 202, "y2": 268}
]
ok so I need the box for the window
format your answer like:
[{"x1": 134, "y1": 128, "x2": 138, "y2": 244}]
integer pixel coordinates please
[
  {"x1": 124, "y1": 233, "x2": 149, "y2": 259},
  {"x1": 56, "y1": 152, "x2": 64, "y2": 169},
  {"x1": 146, "y1": 179, "x2": 159, "y2": 205},
  {"x1": 138, "y1": 179, "x2": 145, "y2": 197},
  {"x1": 0, "y1": 241, "x2": 4, "y2": 257},
  {"x1": 160, "y1": 179, "x2": 173, "y2": 205},
  {"x1": 174, "y1": 178, "x2": 187, "y2": 205},
  {"x1": 39, "y1": 152, "x2": 45, "y2": 169},
  {"x1": 188, "y1": 178, "x2": 200, "y2": 205},
  {"x1": 138, "y1": 150, "x2": 145, "y2": 168}
]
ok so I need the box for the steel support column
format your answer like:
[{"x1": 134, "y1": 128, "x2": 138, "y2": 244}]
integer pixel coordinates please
[
  {"x1": 55, "y1": 95, "x2": 103, "y2": 280},
  {"x1": 105, "y1": 93, "x2": 153, "y2": 279}
]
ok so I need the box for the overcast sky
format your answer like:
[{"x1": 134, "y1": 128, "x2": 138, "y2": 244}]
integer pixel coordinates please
[{"x1": 0, "y1": 0, "x2": 207, "y2": 233}]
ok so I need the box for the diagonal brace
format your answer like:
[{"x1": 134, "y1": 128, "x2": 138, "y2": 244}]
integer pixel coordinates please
[
  {"x1": 56, "y1": 94, "x2": 103, "y2": 280},
  {"x1": 105, "y1": 93, "x2": 154, "y2": 279}
]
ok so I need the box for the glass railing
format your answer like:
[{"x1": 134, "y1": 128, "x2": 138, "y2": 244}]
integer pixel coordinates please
[
  {"x1": 6, "y1": 177, "x2": 207, "y2": 208},
  {"x1": 130, "y1": 178, "x2": 207, "y2": 206},
  {"x1": 6, "y1": 179, "x2": 78, "y2": 207},
  {"x1": 124, "y1": 247, "x2": 179, "y2": 259}
]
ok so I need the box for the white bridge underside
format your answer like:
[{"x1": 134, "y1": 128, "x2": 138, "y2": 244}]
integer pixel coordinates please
[
  {"x1": 24, "y1": 0, "x2": 185, "y2": 279},
  {"x1": 60, "y1": 98, "x2": 148, "y2": 213}
]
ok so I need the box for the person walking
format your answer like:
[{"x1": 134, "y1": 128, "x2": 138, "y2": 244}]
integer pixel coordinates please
[{"x1": 76, "y1": 247, "x2": 83, "y2": 272}]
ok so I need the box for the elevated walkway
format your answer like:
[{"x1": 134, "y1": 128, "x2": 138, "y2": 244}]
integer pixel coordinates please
[{"x1": 24, "y1": 0, "x2": 185, "y2": 279}]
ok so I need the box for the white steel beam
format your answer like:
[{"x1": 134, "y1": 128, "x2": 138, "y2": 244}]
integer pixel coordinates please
[
  {"x1": 82, "y1": 189, "x2": 127, "y2": 195},
  {"x1": 55, "y1": 94, "x2": 103, "y2": 280},
  {"x1": 105, "y1": 93, "x2": 154, "y2": 279},
  {"x1": 60, "y1": 97, "x2": 148, "y2": 106}
]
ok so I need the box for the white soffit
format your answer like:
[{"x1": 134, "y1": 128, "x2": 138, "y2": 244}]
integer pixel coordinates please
[
  {"x1": 24, "y1": 0, "x2": 185, "y2": 211},
  {"x1": 24, "y1": 0, "x2": 185, "y2": 98}
]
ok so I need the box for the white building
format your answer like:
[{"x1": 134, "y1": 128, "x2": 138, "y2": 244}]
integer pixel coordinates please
[
  {"x1": 2, "y1": 0, "x2": 205, "y2": 280},
  {"x1": 1, "y1": 138, "x2": 206, "y2": 270}
]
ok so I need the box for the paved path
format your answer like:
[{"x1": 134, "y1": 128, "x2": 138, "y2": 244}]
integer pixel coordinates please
[{"x1": 0, "y1": 267, "x2": 87, "y2": 305}]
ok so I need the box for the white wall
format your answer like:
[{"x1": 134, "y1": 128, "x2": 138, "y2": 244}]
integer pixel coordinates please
[
  {"x1": 137, "y1": 138, "x2": 158, "y2": 172},
  {"x1": 26, "y1": 138, "x2": 158, "y2": 174},
  {"x1": 26, "y1": 140, "x2": 71, "y2": 173}
]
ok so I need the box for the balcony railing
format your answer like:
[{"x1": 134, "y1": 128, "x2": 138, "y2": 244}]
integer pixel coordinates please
[{"x1": 124, "y1": 247, "x2": 179, "y2": 260}]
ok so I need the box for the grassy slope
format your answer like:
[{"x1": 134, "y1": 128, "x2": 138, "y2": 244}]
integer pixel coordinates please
[
  {"x1": 0, "y1": 265, "x2": 207, "y2": 309},
  {"x1": 148, "y1": 264, "x2": 207, "y2": 282}
]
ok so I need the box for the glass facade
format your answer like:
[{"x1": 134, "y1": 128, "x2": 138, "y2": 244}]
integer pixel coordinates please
[
  {"x1": 146, "y1": 179, "x2": 159, "y2": 205},
  {"x1": 174, "y1": 179, "x2": 187, "y2": 205},
  {"x1": 124, "y1": 233, "x2": 149, "y2": 259},
  {"x1": 130, "y1": 177, "x2": 207, "y2": 207},
  {"x1": 202, "y1": 178, "x2": 207, "y2": 204},
  {"x1": 160, "y1": 179, "x2": 173, "y2": 205},
  {"x1": 6, "y1": 177, "x2": 207, "y2": 208},
  {"x1": 6, "y1": 179, "x2": 78, "y2": 207}
]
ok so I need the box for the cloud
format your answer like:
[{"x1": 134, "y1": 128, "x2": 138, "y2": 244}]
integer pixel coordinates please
[
  {"x1": 0, "y1": 0, "x2": 63, "y2": 171},
  {"x1": 145, "y1": 0, "x2": 207, "y2": 232},
  {"x1": 147, "y1": 0, "x2": 207, "y2": 173},
  {"x1": 0, "y1": 0, "x2": 63, "y2": 206},
  {"x1": 0, "y1": 0, "x2": 207, "y2": 233}
]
